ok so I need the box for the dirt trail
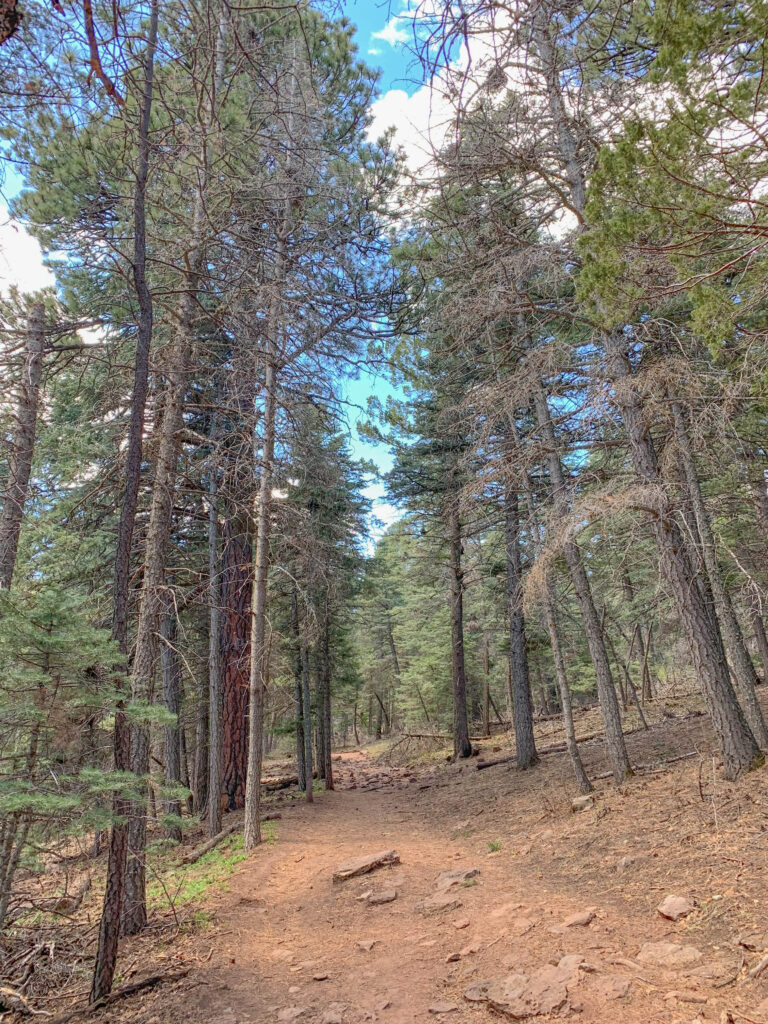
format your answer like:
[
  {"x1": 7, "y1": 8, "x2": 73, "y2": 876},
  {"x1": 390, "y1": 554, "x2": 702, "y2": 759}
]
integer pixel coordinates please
[{"x1": 117, "y1": 726, "x2": 768, "y2": 1024}]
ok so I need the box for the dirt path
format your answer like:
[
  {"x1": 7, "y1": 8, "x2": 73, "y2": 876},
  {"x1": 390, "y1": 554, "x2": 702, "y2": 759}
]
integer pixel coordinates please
[{"x1": 117, "y1": 732, "x2": 768, "y2": 1024}]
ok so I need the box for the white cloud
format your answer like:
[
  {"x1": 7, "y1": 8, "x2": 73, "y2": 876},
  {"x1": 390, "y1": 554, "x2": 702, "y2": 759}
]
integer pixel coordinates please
[
  {"x1": 0, "y1": 209, "x2": 55, "y2": 297},
  {"x1": 368, "y1": 47, "x2": 382, "y2": 56},
  {"x1": 372, "y1": 16, "x2": 410, "y2": 48}
]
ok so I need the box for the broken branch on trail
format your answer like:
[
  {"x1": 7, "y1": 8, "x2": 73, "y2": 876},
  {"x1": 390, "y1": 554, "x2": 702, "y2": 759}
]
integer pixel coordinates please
[
  {"x1": 46, "y1": 970, "x2": 190, "y2": 1024},
  {"x1": 182, "y1": 813, "x2": 282, "y2": 865}
]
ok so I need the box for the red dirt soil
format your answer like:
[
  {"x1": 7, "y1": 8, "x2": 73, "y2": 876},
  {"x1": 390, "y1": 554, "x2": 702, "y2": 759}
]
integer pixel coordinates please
[{"x1": 73, "y1": 702, "x2": 768, "y2": 1024}]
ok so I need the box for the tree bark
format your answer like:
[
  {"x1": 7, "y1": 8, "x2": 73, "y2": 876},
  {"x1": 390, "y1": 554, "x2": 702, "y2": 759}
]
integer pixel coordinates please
[
  {"x1": 447, "y1": 507, "x2": 472, "y2": 758},
  {"x1": 220, "y1": 522, "x2": 251, "y2": 809},
  {"x1": 482, "y1": 635, "x2": 490, "y2": 737},
  {"x1": 243, "y1": 56, "x2": 298, "y2": 847},
  {"x1": 532, "y1": 8, "x2": 760, "y2": 779},
  {"x1": 301, "y1": 631, "x2": 314, "y2": 803},
  {"x1": 91, "y1": 1, "x2": 158, "y2": 999},
  {"x1": 291, "y1": 582, "x2": 306, "y2": 791},
  {"x1": 320, "y1": 601, "x2": 334, "y2": 789},
  {"x1": 671, "y1": 401, "x2": 768, "y2": 747},
  {"x1": 0, "y1": 302, "x2": 45, "y2": 593},
  {"x1": 604, "y1": 337, "x2": 761, "y2": 778},
  {"x1": 160, "y1": 608, "x2": 183, "y2": 843},
  {"x1": 749, "y1": 595, "x2": 768, "y2": 684},
  {"x1": 122, "y1": 0, "x2": 225, "y2": 917},
  {"x1": 531, "y1": 384, "x2": 631, "y2": 782},
  {"x1": 207, "y1": 469, "x2": 222, "y2": 836},
  {"x1": 504, "y1": 482, "x2": 538, "y2": 768},
  {"x1": 544, "y1": 585, "x2": 592, "y2": 793},
  {"x1": 243, "y1": 321, "x2": 276, "y2": 850}
]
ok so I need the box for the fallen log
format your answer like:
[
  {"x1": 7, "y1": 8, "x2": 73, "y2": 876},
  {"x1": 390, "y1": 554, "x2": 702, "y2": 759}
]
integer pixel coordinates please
[
  {"x1": 476, "y1": 730, "x2": 604, "y2": 769},
  {"x1": 592, "y1": 750, "x2": 699, "y2": 781},
  {"x1": 46, "y1": 970, "x2": 190, "y2": 1024},
  {"x1": 181, "y1": 812, "x2": 282, "y2": 865},
  {"x1": 477, "y1": 714, "x2": 706, "y2": 771},
  {"x1": 262, "y1": 770, "x2": 318, "y2": 791}
]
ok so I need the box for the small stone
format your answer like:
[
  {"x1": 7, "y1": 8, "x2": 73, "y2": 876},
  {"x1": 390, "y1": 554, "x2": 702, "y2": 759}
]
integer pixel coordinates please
[
  {"x1": 658, "y1": 895, "x2": 694, "y2": 922},
  {"x1": 356, "y1": 890, "x2": 373, "y2": 902},
  {"x1": 637, "y1": 942, "x2": 703, "y2": 969},
  {"x1": 313, "y1": 973, "x2": 329, "y2": 982},
  {"x1": 617, "y1": 855, "x2": 635, "y2": 872},
  {"x1": 368, "y1": 889, "x2": 397, "y2": 906},
  {"x1": 289, "y1": 986, "x2": 301, "y2": 994},
  {"x1": 277, "y1": 1009, "x2": 308, "y2": 1022},
  {"x1": 664, "y1": 991, "x2": 708, "y2": 1005},
  {"x1": 452, "y1": 918, "x2": 470, "y2": 930},
  {"x1": 356, "y1": 939, "x2": 377, "y2": 952},
  {"x1": 374, "y1": 1000, "x2": 391, "y2": 1011},
  {"x1": 428, "y1": 1003, "x2": 458, "y2": 1014},
  {"x1": 321, "y1": 1004, "x2": 346, "y2": 1024},
  {"x1": 596, "y1": 975, "x2": 631, "y2": 1000},
  {"x1": 418, "y1": 892, "x2": 463, "y2": 915},
  {"x1": 460, "y1": 939, "x2": 481, "y2": 956},
  {"x1": 464, "y1": 980, "x2": 494, "y2": 1003},
  {"x1": 446, "y1": 952, "x2": 461, "y2": 963},
  {"x1": 435, "y1": 867, "x2": 480, "y2": 890},
  {"x1": 563, "y1": 908, "x2": 596, "y2": 928},
  {"x1": 572, "y1": 795, "x2": 594, "y2": 812}
]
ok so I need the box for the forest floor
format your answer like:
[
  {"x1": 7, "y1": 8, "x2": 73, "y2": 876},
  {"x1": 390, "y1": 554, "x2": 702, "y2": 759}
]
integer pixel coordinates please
[{"x1": 8, "y1": 696, "x2": 768, "y2": 1024}]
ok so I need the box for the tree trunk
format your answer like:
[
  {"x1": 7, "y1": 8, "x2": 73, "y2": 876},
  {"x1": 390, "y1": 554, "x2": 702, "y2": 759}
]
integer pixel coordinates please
[
  {"x1": 243, "y1": 339, "x2": 276, "y2": 850},
  {"x1": 91, "y1": 2, "x2": 158, "y2": 999},
  {"x1": 220, "y1": 522, "x2": 251, "y2": 810},
  {"x1": 243, "y1": 60, "x2": 298, "y2": 845},
  {"x1": 482, "y1": 635, "x2": 490, "y2": 738},
  {"x1": 544, "y1": 585, "x2": 592, "y2": 794},
  {"x1": 315, "y1": 658, "x2": 327, "y2": 780},
  {"x1": 750, "y1": 596, "x2": 768, "y2": 684},
  {"x1": 0, "y1": 302, "x2": 45, "y2": 594},
  {"x1": 534, "y1": 9, "x2": 761, "y2": 780},
  {"x1": 320, "y1": 602, "x2": 334, "y2": 790},
  {"x1": 122, "y1": 111, "x2": 213, "y2": 936},
  {"x1": 301, "y1": 633, "x2": 314, "y2": 803},
  {"x1": 207, "y1": 470, "x2": 222, "y2": 836},
  {"x1": 447, "y1": 507, "x2": 472, "y2": 759},
  {"x1": 160, "y1": 608, "x2": 183, "y2": 843},
  {"x1": 671, "y1": 401, "x2": 768, "y2": 746},
  {"x1": 604, "y1": 337, "x2": 761, "y2": 778},
  {"x1": 504, "y1": 483, "x2": 538, "y2": 768},
  {"x1": 531, "y1": 384, "x2": 631, "y2": 782},
  {"x1": 291, "y1": 583, "x2": 306, "y2": 791}
]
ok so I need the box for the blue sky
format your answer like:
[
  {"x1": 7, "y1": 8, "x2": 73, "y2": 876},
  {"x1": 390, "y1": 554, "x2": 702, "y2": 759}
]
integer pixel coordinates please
[
  {"x1": 342, "y1": 1, "x2": 431, "y2": 537},
  {"x1": 347, "y1": 0, "x2": 423, "y2": 96}
]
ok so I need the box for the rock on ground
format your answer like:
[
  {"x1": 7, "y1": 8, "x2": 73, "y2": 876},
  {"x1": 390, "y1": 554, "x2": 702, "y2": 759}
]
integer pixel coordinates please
[
  {"x1": 563, "y1": 907, "x2": 596, "y2": 928},
  {"x1": 463, "y1": 954, "x2": 584, "y2": 1018},
  {"x1": 637, "y1": 942, "x2": 703, "y2": 969},
  {"x1": 657, "y1": 895, "x2": 694, "y2": 921},
  {"x1": 332, "y1": 850, "x2": 400, "y2": 883},
  {"x1": 367, "y1": 889, "x2": 397, "y2": 906},
  {"x1": 435, "y1": 867, "x2": 480, "y2": 890}
]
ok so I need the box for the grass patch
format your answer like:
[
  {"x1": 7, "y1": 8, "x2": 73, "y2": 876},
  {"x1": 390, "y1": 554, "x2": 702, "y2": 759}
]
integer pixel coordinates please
[
  {"x1": 488, "y1": 838, "x2": 502, "y2": 853},
  {"x1": 146, "y1": 832, "x2": 248, "y2": 917}
]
